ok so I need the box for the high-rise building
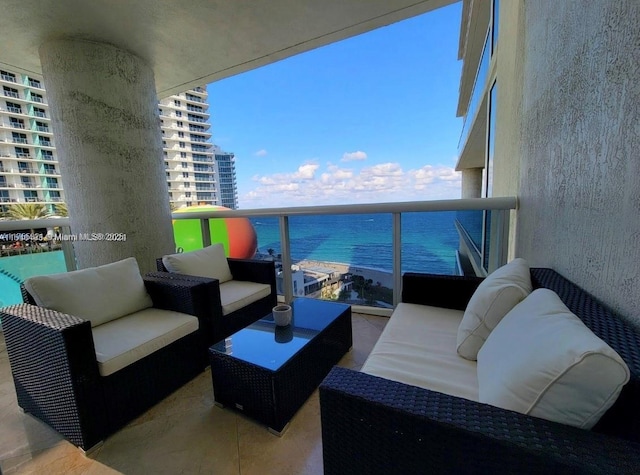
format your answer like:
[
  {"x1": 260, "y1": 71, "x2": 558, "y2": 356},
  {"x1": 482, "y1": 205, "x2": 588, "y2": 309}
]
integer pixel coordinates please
[
  {"x1": 0, "y1": 70, "x2": 64, "y2": 213},
  {"x1": 158, "y1": 87, "x2": 238, "y2": 209},
  {"x1": 213, "y1": 145, "x2": 238, "y2": 210},
  {"x1": 2, "y1": 72, "x2": 238, "y2": 214}
]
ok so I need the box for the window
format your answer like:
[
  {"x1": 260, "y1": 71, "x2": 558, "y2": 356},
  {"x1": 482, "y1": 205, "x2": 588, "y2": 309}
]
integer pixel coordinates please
[
  {"x1": 38, "y1": 135, "x2": 51, "y2": 146},
  {"x1": 181, "y1": 162, "x2": 188, "y2": 168},
  {"x1": 178, "y1": 132, "x2": 184, "y2": 138},
  {"x1": 179, "y1": 142, "x2": 186, "y2": 148},
  {"x1": 14, "y1": 147, "x2": 29, "y2": 158},
  {"x1": 12, "y1": 132, "x2": 27, "y2": 143},
  {"x1": 41, "y1": 150, "x2": 53, "y2": 160},
  {"x1": 180, "y1": 152, "x2": 187, "y2": 158},
  {"x1": 174, "y1": 100, "x2": 181, "y2": 107},
  {"x1": 177, "y1": 121, "x2": 184, "y2": 128},
  {"x1": 44, "y1": 164, "x2": 56, "y2": 174},
  {"x1": 6, "y1": 101, "x2": 21, "y2": 113},
  {"x1": 28, "y1": 77, "x2": 42, "y2": 88},
  {"x1": 184, "y1": 182, "x2": 190, "y2": 188},
  {"x1": 23, "y1": 190, "x2": 39, "y2": 201},
  {"x1": 3, "y1": 86, "x2": 19, "y2": 98},
  {"x1": 1, "y1": 70, "x2": 17, "y2": 82},
  {"x1": 31, "y1": 93, "x2": 43, "y2": 103},
  {"x1": 49, "y1": 191, "x2": 61, "y2": 200},
  {"x1": 175, "y1": 111, "x2": 182, "y2": 117},
  {"x1": 46, "y1": 177, "x2": 59, "y2": 188},
  {"x1": 33, "y1": 107, "x2": 46, "y2": 118},
  {"x1": 185, "y1": 192, "x2": 191, "y2": 198},
  {"x1": 182, "y1": 172, "x2": 189, "y2": 178},
  {"x1": 158, "y1": 108, "x2": 163, "y2": 115},
  {"x1": 9, "y1": 117, "x2": 25, "y2": 128}
]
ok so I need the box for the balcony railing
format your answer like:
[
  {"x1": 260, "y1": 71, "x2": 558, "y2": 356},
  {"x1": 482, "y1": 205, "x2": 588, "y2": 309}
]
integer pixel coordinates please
[
  {"x1": 3, "y1": 91, "x2": 19, "y2": 98},
  {"x1": 10, "y1": 122, "x2": 25, "y2": 129},
  {"x1": 7, "y1": 106, "x2": 22, "y2": 114},
  {"x1": 33, "y1": 111, "x2": 46, "y2": 118},
  {"x1": 0, "y1": 198, "x2": 517, "y2": 312},
  {"x1": 458, "y1": 30, "x2": 491, "y2": 155},
  {"x1": 1, "y1": 74, "x2": 17, "y2": 82}
]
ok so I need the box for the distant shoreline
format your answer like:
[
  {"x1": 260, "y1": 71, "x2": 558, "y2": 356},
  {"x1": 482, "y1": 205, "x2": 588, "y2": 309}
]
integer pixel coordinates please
[{"x1": 295, "y1": 259, "x2": 394, "y2": 289}]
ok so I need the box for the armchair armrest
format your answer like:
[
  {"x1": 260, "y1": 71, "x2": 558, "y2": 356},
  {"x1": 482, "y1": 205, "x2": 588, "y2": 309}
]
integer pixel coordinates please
[
  {"x1": 145, "y1": 272, "x2": 225, "y2": 349},
  {"x1": 227, "y1": 258, "x2": 276, "y2": 285},
  {"x1": 402, "y1": 273, "x2": 483, "y2": 310},
  {"x1": 1, "y1": 304, "x2": 106, "y2": 450},
  {"x1": 320, "y1": 367, "x2": 640, "y2": 475}
]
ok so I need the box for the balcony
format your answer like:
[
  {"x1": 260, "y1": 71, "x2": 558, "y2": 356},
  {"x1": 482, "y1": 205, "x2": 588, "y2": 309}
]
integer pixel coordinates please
[
  {"x1": 28, "y1": 80, "x2": 43, "y2": 88},
  {"x1": 3, "y1": 91, "x2": 19, "y2": 98},
  {"x1": 1, "y1": 73, "x2": 16, "y2": 82},
  {"x1": 7, "y1": 106, "x2": 22, "y2": 114},
  {"x1": 30, "y1": 95, "x2": 44, "y2": 104},
  {"x1": 12, "y1": 138, "x2": 28, "y2": 144},
  {"x1": 10, "y1": 122, "x2": 25, "y2": 129},
  {"x1": 35, "y1": 125, "x2": 49, "y2": 133}
]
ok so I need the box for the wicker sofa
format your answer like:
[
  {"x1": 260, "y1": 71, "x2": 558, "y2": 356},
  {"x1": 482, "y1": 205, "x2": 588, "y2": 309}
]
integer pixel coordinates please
[
  {"x1": 1, "y1": 259, "x2": 231, "y2": 451},
  {"x1": 320, "y1": 268, "x2": 640, "y2": 474}
]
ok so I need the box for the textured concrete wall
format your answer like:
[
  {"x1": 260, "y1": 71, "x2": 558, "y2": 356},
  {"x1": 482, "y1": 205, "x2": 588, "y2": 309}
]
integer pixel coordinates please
[
  {"x1": 516, "y1": 0, "x2": 640, "y2": 322},
  {"x1": 461, "y1": 168, "x2": 482, "y2": 199},
  {"x1": 40, "y1": 39, "x2": 175, "y2": 273}
]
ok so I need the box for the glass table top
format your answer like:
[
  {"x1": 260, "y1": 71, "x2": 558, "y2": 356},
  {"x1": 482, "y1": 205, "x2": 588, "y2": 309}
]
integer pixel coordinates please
[{"x1": 210, "y1": 298, "x2": 350, "y2": 371}]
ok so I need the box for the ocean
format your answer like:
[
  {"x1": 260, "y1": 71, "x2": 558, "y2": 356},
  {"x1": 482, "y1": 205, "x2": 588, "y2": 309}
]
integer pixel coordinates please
[{"x1": 250, "y1": 211, "x2": 460, "y2": 275}]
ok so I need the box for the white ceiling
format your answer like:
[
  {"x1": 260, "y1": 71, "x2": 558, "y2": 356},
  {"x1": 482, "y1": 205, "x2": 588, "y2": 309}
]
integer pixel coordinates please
[{"x1": 0, "y1": 0, "x2": 455, "y2": 97}]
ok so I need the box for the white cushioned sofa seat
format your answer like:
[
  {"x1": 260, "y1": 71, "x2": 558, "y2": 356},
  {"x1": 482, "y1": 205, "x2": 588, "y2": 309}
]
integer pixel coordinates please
[
  {"x1": 362, "y1": 302, "x2": 479, "y2": 402},
  {"x1": 92, "y1": 308, "x2": 199, "y2": 376},
  {"x1": 220, "y1": 280, "x2": 272, "y2": 316}
]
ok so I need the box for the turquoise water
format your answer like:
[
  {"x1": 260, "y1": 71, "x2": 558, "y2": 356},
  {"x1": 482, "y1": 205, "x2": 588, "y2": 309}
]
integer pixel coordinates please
[
  {"x1": 0, "y1": 251, "x2": 66, "y2": 307},
  {"x1": 251, "y1": 211, "x2": 460, "y2": 275}
]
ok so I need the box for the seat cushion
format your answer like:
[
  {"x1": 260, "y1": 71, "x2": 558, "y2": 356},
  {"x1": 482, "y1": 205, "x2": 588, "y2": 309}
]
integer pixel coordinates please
[
  {"x1": 24, "y1": 257, "x2": 152, "y2": 327},
  {"x1": 362, "y1": 303, "x2": 479, "y2": 402},
  {"x1": 220, "y1": 280, "x2": 272, "y2": 316},
  {"x1": 162, "y1": 243, "x2": 233, "y2": 283},
  {"x1": 92, "y1": 308, "x2": 199, "y2": 376},
  {"x1": 456, "y1": 257, "x2": 532, "y2": 360},
  {"x1": 477, "y1": 289, "x2": 630, "y2": 429}
]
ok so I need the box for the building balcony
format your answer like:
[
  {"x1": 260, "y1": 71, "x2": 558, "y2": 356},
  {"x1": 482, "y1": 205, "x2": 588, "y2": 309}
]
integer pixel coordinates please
[
  {"x1": 1, "y1": 73, "x2": 17, "y2": 82},
  {"x1": 3, "y1": 91, "x2": 19, "y2": 98},
  {"x1": 33, "y1": 111, "x2": 47, "y2": 118}
]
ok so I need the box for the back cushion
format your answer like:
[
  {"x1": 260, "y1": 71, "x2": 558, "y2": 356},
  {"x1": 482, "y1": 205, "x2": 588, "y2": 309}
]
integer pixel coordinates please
[
  {"x1": 457, "y1": 258, "x2": 532, "y2": 360},
  {"x1": 477, "y1": 289, "x2": 630, "y2": 429},
  {"x1": 24, "y1": 257, "x2": 153, "y2": 327},
  {"x1": 162, "y1": 243, "x2": 233, "y2": 283}
]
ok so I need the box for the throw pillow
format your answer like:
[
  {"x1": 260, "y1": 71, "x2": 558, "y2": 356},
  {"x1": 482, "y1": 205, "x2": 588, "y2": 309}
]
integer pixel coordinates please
[
  {"x1": 456, "y1": 257, "x2": 532, "y2": 360},
  {"x1": 162, "y1": 243, "x2": 233, "y2": 283},
  {"x1": 24, "y1": 257, "x2": 153, "y2": 327},
  {"x1": 477, "y1": 288, "x2": 630, "y2": 429}
]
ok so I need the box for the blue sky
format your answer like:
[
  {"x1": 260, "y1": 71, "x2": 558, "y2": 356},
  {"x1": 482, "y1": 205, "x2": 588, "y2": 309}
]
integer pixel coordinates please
[{"x1": 207, "y1": 2, "x2": 463, "y2": 209}]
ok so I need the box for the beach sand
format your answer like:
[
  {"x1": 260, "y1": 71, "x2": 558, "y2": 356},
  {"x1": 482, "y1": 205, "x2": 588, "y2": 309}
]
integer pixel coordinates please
[{"x1": 297, "y1": 259, "x2": 394, "y2": 288}]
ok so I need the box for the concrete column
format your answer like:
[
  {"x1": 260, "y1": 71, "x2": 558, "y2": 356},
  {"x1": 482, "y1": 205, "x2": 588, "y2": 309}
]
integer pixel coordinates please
[
  {"x1": 461, "y1": 168, "x2": 483, "y2": 198},
  {"x1": 39, "y1": 39, "x2": 175, "y2": 273}
]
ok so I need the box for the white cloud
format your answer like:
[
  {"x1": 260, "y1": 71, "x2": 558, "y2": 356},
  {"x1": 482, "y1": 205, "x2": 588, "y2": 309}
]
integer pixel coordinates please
[
  {"x1": 341, "y1": 151, "x2": 367, "y2": 162},
  {"x1": 254, "y1": 149, "x2": 268, "y2": 157},
  {"x1": 241, "y1": 160, "x2": 462, "y2": 208}
]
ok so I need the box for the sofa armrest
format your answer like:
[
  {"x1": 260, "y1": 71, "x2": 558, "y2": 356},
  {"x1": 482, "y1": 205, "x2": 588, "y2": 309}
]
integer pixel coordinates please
[
  {"x1": 320, "y1": 367, "x2": 640, "y2": 475},
  {"x1": 1, "y1": 304, "x2": 107, "y2": 449},
  {"x1": 144, "y1": 272, "x2": 221, "y2": 347},
  {"x1": 402, "y1": 273, "x2": 484, "y2": 310}
]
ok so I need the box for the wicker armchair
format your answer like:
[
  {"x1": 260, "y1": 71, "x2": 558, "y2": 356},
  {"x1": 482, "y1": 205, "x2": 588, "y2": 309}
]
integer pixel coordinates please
[
  {"x1": 320, "y1": 268, "x2": 640, "y2": 474},
  {"x1": 153, "y1": 256, "x2": 277, "y2": 346},
  {"x1": 2, "y1": 274, "x2": 219, "y2": 451}
]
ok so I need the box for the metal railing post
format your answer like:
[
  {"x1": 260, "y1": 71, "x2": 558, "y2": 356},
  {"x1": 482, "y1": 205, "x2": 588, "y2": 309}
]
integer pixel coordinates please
[
  {"x1": 392, "y1": 212, "x2": 402, "y2": 307},
  {"x1": 279, "y1": 216, "x2": 293, "y2": 304},
  {"x1": 200, "y1": 218, "x2": 211, "y2": 248},
  {"x1": 60, "y1": 225, "x2": 77, "y2": 271}
]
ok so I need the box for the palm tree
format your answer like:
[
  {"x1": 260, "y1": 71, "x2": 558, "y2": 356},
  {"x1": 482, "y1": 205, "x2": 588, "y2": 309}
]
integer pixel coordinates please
[
  {"x1": 6, "y1": 203, "x2": 52, "y2": 220},
  {"x1": 53, "y1": 203, "x2": 68, "y2": 217}
]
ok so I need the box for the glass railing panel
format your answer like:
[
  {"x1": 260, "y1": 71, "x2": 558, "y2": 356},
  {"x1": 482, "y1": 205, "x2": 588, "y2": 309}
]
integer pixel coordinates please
[
  {"x1": 458, "y1": 31, "x2": 491, "y2": 155},
  {"x1": 455, "y1": 209, "x2": 483, "y2": 254},
  {"x1": 401, "y1": 211, "x2": 459, "y2": 275},
  {"x1": 283, "y1": 214, "x2": 394, "y2": 308}
]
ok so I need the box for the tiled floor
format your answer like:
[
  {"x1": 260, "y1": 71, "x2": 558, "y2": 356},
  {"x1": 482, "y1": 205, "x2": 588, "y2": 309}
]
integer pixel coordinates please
[{"x1": 0, "y1": 313, "x2": 387, "y2": 474}]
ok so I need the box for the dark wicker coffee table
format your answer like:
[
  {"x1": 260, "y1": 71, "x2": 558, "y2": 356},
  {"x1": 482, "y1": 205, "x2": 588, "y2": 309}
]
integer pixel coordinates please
[{"x1": 208, "y1": 298, "x2": 352, "y2": 435}]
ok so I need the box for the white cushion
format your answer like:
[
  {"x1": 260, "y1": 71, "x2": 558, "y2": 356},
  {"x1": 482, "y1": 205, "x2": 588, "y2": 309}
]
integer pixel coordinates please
[
  {"x1": 92, "y1": 308, "x2": 199, "y2": 376},
  {"x1": 162, "y1": 243, "x2": 233, "y2": 283},
  {"x1": 219, "y1": 280, "x2": 272, "y2": 316},
  {"x1": 477, "y1": 289, "x2": 630, "y2": 429},
  {"x1": 24, "y1": 257, "x2": 152, "y2": 327},
  {"x1": 456, "y1": 258, "x2": 532, "y2": 360},
  {"x1": 362, "y1": 303, "x2": 479, "y2": 402}
]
